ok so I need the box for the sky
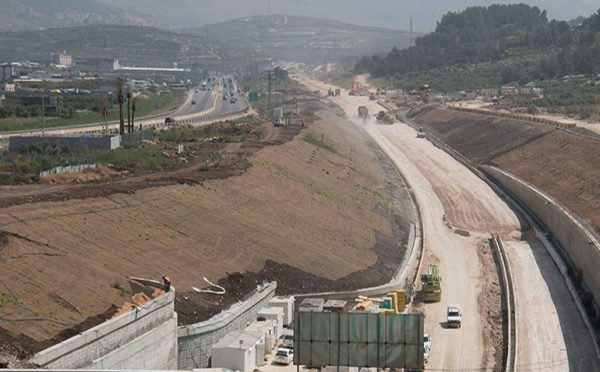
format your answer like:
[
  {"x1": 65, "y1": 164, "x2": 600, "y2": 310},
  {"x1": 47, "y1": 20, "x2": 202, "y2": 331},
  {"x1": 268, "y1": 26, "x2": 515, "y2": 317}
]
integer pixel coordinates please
[{"x1": 99, "y1": 0, "x2": 600, "y2": 31}]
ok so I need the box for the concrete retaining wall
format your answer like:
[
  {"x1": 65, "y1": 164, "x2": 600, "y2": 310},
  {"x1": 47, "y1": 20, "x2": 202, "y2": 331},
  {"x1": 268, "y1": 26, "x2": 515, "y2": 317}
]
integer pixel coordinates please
[
  {"x1": 482, "y1": 165, "x2": 600, "y2": 308},
  {"x1": 30, "y1": 289, "x2": 177, "y2": 370},
  {"x1": 177, "y1": 282, "x2": 277, "y2": 369}
]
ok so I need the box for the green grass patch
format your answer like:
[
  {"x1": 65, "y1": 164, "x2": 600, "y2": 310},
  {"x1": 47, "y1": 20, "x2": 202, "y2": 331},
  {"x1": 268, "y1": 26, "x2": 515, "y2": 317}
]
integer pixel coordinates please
[
  {"x1": 0, "y1": 91, "x2": 180, "y2": 133},
  {"x1": 303, "y1": 133, "x2": 337, "y2": 154}
]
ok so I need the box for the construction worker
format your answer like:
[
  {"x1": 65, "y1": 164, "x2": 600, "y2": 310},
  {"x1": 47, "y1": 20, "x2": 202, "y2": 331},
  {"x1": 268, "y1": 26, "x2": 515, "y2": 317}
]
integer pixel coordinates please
[{"x1": 162, "y1": 276, "x2": 171, "y2": 292}]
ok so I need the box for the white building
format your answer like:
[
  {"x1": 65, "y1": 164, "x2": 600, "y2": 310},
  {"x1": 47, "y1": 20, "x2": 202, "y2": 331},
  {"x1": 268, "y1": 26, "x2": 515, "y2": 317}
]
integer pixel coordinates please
[
  {"x1": 211, "y1": 331, "x2": 262, "y2": 372},
  {"x1": 3, "y1": 83, "x2": 15, "y2": 92},
  {"x1": 53, "y1": 51, "x2": 73, "y2": 67}
]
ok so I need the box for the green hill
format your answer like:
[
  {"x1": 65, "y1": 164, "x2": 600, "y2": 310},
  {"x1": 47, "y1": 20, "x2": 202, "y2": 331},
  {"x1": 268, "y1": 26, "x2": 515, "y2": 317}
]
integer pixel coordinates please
[
  {"x1": 187, "y1": 14, "x2": 414, "y2": 63},
  {"x1": 0, "y1": 25, "x2": 257, "y2": 68}
]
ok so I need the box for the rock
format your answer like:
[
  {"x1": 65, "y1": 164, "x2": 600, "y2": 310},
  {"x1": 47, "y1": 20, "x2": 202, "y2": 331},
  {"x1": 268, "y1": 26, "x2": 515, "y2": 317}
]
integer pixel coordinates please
[{"x1": 0, "y1": 358, "x2": 9, "y2": 368}]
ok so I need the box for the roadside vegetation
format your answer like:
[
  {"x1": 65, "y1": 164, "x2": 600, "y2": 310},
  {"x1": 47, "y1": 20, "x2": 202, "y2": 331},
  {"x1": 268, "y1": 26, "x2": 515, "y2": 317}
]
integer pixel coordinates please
[
  {"x1": 238, "y1": 68, "x2": 303, "y2": 111},
  {"x1": 0, "y1": 90, "x2": 180, "y2": 132},
  {"x1": 0, "y1": 116, "x2": 258, "y2": 184}
]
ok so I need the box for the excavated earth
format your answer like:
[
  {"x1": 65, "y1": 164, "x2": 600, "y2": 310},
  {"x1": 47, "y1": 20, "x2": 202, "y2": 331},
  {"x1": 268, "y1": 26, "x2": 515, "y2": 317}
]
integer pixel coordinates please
[
  {"x1": 0, "y1": 98, "x2": 415, "y2": 359},
  {"x1": 414, "y1": 107, "x2": 600, "y2": 234}
]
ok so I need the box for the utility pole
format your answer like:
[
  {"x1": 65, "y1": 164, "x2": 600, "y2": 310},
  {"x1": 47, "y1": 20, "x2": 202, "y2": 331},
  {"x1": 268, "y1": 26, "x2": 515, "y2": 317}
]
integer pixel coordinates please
[
  {"x1": 267, "y1": 69, "x2": 272, "y2": 111},
  {"x1": 410, "y1": 16, "x2": 414, "y2": 47},
  {"x1": 41, "y1": 94, "x2": 45, "y2": 137}
]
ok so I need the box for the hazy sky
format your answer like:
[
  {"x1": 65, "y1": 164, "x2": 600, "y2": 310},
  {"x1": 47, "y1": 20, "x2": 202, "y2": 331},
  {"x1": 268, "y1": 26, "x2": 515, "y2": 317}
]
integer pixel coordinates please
[{"x1": 100, "y1": 0, "x2": 600, "y2": 31}]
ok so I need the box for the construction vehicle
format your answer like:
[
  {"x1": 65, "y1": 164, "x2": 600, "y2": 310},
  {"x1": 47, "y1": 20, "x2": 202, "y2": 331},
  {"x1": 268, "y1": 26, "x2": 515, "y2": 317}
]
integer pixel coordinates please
[
  {"x1": 358, "y1": 106, "x2": 369, "y2": 119},
  {"x1": 335, "y1": 88, "x2": 341, "y2": 96},
  {"x1": 273, "y1": 107, "x2": 284, "y2": 127},
  {"x1": 349, "y1": 80, "x2": 368, "y2": 96},
  {"x1": 369, "y1": 93, "x2": 376, "y2": 101},
  {"x1": 421, "y1": 264, "x2": 442, "y2": 302},
  {"x1": 447, "y1": 305, "x2": 462, "y2": 328},
  {"x1": 328, "y1": 88, "x2": 335, "y2": 96},
  {"x1": 416, "y1": 126, "x2": 426, "y2": 138},
  {"x1": 376, "y1": 111, "x2": 393, "y2": 124}
]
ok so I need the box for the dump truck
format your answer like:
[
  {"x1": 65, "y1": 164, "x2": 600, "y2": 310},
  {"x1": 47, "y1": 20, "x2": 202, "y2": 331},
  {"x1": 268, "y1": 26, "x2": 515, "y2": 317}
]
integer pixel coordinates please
[
  {"x1": 421, "y1": 264, "x2": 442, "y2": 302},
  {"x1": 335, "y1": 88, "x2": 341, "y2": 96},
  {"x1": 376, "y1": 111, "x2": 393, "y2": 124},
  {"x1": 328, "y1": 88, "x2": 335, "y2": 96},
  {"x1": 447, "y1": 305, "x2": 462, "y2": 328},
  {"x1": 358, "y1": 106, "x2": 369, "y2": 119},
  {"x1": 416, "y1": 126, "x2": 426, "y2": 138},
  {"x1": 369, "y1": 93, "x2": 376, "y2": 101}
]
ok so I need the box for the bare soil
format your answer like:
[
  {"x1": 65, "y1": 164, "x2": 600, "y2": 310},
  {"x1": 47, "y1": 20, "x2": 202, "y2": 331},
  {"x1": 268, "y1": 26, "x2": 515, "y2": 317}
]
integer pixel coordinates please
[
  {"x1": 0, "y1": 97, "x2": 415, "y2": 356},
  {"x1": 493, "y1": 130, "x2": 600, "y2": 234},
  {"x1": 413, "y1": 108, "x2": 551, "y2": 163}
]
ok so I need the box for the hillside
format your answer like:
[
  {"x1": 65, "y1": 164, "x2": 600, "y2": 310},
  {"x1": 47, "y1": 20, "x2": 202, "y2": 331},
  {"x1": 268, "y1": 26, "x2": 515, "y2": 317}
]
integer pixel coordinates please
[
  {"x1": 0, "y1": 100, "x2": 415, "y2": 355},
  {"x1": 413, "y1": 108, "x2": 600, "y2": 234},
  {"x1": 0, "y1": 0, "x2": 158, "y2": 32},
  {"x1": 188, "y1": 14, "x2": 414, "y2": 63},
  {"x1": 0, "y1": 25, "x2": 257, "y2": 68}
]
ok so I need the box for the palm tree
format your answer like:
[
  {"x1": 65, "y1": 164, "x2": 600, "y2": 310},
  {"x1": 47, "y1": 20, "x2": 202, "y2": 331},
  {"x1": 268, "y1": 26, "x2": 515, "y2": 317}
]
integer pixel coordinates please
[
  {"x1": 116, "y1": 77, "x2": 125, "y2": 135},
  {"x1": 126, "y1": 90, "x2": 132, "y2": 133},
  {"x1": 100, "y1": 96, "x2": 110, "y2": 135},
  {"x1": 131, "y1": 98, "x2": 137, "y2": 132}
]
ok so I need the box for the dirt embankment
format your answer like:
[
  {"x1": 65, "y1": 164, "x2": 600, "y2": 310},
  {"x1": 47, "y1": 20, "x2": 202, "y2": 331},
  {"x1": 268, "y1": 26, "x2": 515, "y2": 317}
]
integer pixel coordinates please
[
  {"x1": 413, "y1": 108, "x2": 551, "y2": 163},
  {"x1": 0, "y1": 99, "x2": 415, "y2": 357},
  {"x1": 413, "y1": 107, "x2": 600, "y2": 233}
]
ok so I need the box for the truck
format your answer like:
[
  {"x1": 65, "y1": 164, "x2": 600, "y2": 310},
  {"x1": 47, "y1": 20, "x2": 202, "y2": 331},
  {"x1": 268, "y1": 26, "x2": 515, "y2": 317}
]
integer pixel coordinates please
[
  {"x1": 421, "y1": 264, "x2": 442, "y2": 302},
  {"x1": 273, "y1": 107, "x2": 284, "y2": 127},
  {"x1": 376, "y1": 111, "x2": 393, "y2": 124},
  {"x1": 328, "y1": 88, "x2": 335, "y2": 96},
  {"x1": 369, "y1": 93, "x2": 376, "y2": 101},
  {"x1": 358, "y1": 106, "x2": 369, "y2": 119},
  {"x1": 447, "y1": 305, "x2": 462, "y2": 328},
  {"x1": 335, "y1": 88, "x2": 341, "y2": 96},
  {"x1": 201, "y1": 82, "x2": 207, "y2": 90},
  {"x1": 416, "y1": 127, "x2": 426, "y2": 138}
]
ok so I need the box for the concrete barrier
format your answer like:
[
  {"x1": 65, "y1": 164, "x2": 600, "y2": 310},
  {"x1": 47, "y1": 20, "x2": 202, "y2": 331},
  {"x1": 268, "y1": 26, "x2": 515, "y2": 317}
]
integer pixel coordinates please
[
  {"x1": 177, "y1": 282, "x2": 277, "y2": 369},
  {"x1": 482, "y1": 166, "x2": 600, "y2": 313},
  {"x1": 30, "y1": 288, "x2": 177, "y2": 369}
]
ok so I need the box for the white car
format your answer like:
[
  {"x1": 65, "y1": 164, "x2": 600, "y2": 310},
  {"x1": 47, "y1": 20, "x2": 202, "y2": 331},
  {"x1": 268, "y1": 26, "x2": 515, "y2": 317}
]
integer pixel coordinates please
[
  {"x1": 274, "y1": 347, "x2": 293, "y2": 365},
  {"x1": 281, "y1": 332, "x2": 294, "y2": 348},
  {"x1": 423, "y1": 333, "x2": 431, "y2": 352},
  {"x1": 447, "y1": 305, "x2": 462, "y2": 328}
]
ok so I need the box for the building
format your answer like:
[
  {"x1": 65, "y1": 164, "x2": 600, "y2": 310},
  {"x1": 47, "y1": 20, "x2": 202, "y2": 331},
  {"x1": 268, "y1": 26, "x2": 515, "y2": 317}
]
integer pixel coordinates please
[
  {"x1": 3, "y1": 82, "x2": 15, "y2": 92},
  {"x1": 211, "y1": 331, "x2": 262, "y2": 372},
  {"x1": 52, "y1": 51, "x2": 73, "y2": 67}
]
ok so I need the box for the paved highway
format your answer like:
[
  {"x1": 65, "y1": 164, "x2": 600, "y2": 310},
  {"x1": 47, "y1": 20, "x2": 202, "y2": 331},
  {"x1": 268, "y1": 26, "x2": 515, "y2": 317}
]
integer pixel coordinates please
[{"x1": 0, "y1": 78, "x2": 248, "y2": 146}]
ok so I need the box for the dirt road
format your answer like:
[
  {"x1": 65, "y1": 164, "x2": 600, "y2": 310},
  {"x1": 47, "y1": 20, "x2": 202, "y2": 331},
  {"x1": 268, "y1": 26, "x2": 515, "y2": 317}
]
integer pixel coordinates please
[{"x1": 293, "y1": 72, "x2": 600, "y2": 371}]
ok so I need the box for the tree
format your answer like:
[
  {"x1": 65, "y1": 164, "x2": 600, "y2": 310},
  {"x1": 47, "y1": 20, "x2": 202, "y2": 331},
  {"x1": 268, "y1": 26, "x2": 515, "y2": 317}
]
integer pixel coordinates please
[
  {"x1": 131, "y1": 98, "x2": 137, "y2": 132},
  {"x1": 116, "y1": 77, "x2": 125, "y2": 135},
  {"x1": 100, "y1": 96, "x2": 110, "y2": 135},
  {"x1": 126, "y1": 89, "x2": 132, "y2": 134}
]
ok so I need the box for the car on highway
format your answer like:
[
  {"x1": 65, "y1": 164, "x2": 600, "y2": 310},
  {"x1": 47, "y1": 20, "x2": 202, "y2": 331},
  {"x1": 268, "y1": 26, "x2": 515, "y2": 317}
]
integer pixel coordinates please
[
  {"x1": 230, "y1": 96, "x2": 237, "y2": 104},
  {"x1": 191, "y1": 100, "x2": 196, "y2": 105},
  {"x1": 274, "y1": 347, "x2": 293, "y2": 365}
]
